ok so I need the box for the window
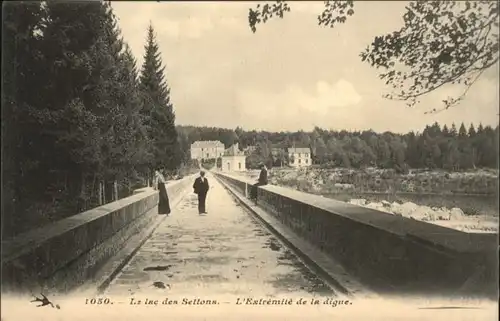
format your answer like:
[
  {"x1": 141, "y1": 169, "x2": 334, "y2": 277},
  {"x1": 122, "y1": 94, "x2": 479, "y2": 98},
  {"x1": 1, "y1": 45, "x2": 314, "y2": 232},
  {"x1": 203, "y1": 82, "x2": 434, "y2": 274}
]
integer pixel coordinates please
[
  {"x1": 299, "y1": 159, "x2": 301, "y2": 164},
  {"x1": 305, "y1": 159, "x2": 308, "y2": 164},
  {"x1": 298, "y1": 153, "x2": 301, "y2": 157},
  {"x1": 306, "y1": 153, "x2": 309, "y2": 157},
  {"x1": 238, "y1": 162, "x2": 241, "y2": 169},
  {"x1": 206, "y1": 153, "x2": 209, "y2": 158}
]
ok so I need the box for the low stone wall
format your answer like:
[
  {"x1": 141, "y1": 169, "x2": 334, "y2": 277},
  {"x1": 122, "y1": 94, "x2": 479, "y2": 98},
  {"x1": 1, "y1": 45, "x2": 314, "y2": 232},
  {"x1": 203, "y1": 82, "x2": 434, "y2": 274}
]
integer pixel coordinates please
[
  {"x1": 1, "y1": 175, "x2": 195, "y2": 294},
  {"x1": 214, "y1": 172, "x2": 498, "y2": 298}
]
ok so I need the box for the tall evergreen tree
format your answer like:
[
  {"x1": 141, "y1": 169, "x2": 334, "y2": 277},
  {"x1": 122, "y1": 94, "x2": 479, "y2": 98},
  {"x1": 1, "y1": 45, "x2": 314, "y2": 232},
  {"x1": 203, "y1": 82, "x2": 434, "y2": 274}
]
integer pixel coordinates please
[
  {"x1": 468, "y1": 123, "x2": 477, "y2": 138},
  {"x1": 442, "y1": 124, "x2": 450, "y2": 137},
  {"x1": 119, "y1": 44, "x2": 152, "y2": 179},
  {"x1": 468, "y1": 123, "x2": 478, "y2": 167},
  {"x1": 458, "y1": 123, "x2": 468, "y2": 139},
  {"x1": 450, "y1": 123, "x2": 458, "y2": 137},
  {"x1": 139, "y1": 23, "x2": 180, "y2": 172}
]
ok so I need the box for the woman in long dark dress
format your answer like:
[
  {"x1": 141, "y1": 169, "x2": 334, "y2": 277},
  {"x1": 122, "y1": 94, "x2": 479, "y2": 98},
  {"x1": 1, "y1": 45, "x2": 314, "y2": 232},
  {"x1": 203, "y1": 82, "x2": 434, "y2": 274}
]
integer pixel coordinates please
[{"x1": 155, "y1": 170, "x2": 171, "y2": 215}]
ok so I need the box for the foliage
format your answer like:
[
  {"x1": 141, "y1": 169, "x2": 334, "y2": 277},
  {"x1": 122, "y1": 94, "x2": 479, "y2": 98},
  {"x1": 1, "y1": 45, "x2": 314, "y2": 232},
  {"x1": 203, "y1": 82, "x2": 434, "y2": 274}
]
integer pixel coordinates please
[
  {"x1": 248, "y1": 1, "x2": 499, "y2": 111},
  {"x1": 177, "y1": 125, "x2": 240, "y2": 148},
  {"x1": 249, "y1": 1, "x2": 291, "y2": 33},
  {"x1": 361, "y1": 1, "x2": 499, "y2": 111},
  {"x1": 140, "y1": 23, "x2": 180, "y2": 172},
  {"x1": 2, "y1": 2, "x2": 182, "y2": 237},
  {"x1": 270, "y1": 167, "x2": 498, "y2": 196},
  {"x1": 201, "y1": 159, "x2": 216, "y2": 170},
  {"x1": 178, "y1": 123, "x2": 499, "y2": 171}
]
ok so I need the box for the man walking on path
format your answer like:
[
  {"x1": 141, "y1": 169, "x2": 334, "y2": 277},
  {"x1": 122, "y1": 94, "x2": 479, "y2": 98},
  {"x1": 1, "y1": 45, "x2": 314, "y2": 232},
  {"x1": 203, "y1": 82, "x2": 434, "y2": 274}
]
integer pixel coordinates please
[{"x1": 193, "y1": 171, "x2": 209, "y2": 214}]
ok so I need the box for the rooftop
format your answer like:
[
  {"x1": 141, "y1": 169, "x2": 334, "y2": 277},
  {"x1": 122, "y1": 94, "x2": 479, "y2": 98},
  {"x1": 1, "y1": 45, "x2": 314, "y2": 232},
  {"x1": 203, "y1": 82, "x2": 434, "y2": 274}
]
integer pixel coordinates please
[
  {"x1": 288, "y1": 147, "x2": 310, "y2": 153},
  {"x1": 191, "y1": 140, "x2": 224, "y2": 147},
  {"x1": 224, "y1": 143, "x2": 245, "y2": 156}
]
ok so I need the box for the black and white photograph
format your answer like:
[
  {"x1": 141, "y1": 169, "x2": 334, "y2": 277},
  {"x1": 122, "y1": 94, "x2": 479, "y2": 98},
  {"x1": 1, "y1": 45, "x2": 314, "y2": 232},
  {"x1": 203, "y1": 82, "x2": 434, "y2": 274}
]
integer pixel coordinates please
[{"x1": 1, "y1": 1, "x2": 498, "y2": 320}]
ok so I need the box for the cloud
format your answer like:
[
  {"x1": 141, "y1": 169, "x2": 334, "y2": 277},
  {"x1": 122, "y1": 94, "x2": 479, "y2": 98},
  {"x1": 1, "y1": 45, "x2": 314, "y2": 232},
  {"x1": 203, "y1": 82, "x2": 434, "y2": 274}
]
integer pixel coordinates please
[
  {"x1": 112, "y1": 2, "x2": 498, "y2": 134},
  {"x1": 113, "y1": 2, "x2": 247, "y2": 40},
  {"x1": 315, "y1": 79, "x2": 362, "y2": 109},
  {"x1": 236, "y1": 79, "x2": 362, "y2": 130},
  {"x1": 147, "y1": 16, "x2": 214, "y2": 39},
  {"x1": 291, "y1": 2, "x2": 326, "y2": 15}
]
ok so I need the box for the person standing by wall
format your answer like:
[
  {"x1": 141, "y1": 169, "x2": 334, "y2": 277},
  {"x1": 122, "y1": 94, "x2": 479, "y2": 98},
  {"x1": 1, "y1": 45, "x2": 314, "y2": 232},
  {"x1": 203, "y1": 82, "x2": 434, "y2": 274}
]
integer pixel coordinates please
[
  {"x1": 250, "y1": 163, "x2": 268, "y2": 205},
  {"x1": 155, "y1": 170, "x2": 171, "y2": 215},
  {"x1": 193, "y1": 171, "x2": 210, "y2": 214}
]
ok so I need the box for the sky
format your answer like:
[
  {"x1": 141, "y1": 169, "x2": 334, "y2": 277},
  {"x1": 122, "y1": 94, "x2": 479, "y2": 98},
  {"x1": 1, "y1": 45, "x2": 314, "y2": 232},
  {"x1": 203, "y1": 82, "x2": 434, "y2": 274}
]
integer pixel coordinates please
[{"x1": 112, "y1": 1, "x2": 499, "y2": 134}]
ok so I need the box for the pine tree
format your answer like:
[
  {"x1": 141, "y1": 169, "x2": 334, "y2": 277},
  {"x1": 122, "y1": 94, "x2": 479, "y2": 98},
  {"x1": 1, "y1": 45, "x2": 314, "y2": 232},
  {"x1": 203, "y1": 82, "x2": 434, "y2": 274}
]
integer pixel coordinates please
[
  {"x1": 98, "y1": 4, "x2": 140, "y2": 186},
  {"x1": 430, "y1": 122, "x2": 442, "y2": 137},
  {"x1": 457, "y1": 122, "x2": 473, "y2": 169},
  {"x1": 477, "y1": 123, "x2": 484, "y2": 135},
  {"x1": 119, "y1": 44, "x2": 152, "y2": 179},
  {"x1": 405, "y1": 132, "x2": 420, "y2": 168},
  {"x1": 139, "y1": 23, "x2": 180, "y2": 172},
  {"x1": 450, "y1": 123, "x2": 458, "y2": 137},
  {"x1": 442, "y1": 124, "x2": 449, "y2": 137},
  {"x1": 444, "y1": 139, "x2": 460, "y2": 171},
  {"x1": 421, "y1": 132, "x2": 437, "y2": 169},
  {"x1": 467, "y1": 123, "x2": 478, "y2": 168},
  {"x1": 478, "y1": 126, "x2": 497, "y2": 168},
  {"x1": 458, "y1": 123, "x2": 468, "y2": 138},
  {"x1": 468, "y1": 123, "x2": 476, "y2": 138}
]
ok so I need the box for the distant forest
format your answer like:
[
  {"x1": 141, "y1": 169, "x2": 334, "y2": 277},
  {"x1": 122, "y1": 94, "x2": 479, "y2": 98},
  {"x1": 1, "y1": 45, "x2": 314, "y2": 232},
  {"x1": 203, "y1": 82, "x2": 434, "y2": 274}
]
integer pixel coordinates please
[{"x1": 177, "y1": 122, "x2": 499, "y2": 171}]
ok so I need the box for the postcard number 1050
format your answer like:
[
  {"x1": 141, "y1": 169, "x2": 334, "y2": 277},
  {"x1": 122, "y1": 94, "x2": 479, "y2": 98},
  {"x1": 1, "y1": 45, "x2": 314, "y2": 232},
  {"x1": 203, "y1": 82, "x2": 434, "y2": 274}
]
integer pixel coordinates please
[{"x1": 85, "y1": 298, "x2": 112, "y2": 305}]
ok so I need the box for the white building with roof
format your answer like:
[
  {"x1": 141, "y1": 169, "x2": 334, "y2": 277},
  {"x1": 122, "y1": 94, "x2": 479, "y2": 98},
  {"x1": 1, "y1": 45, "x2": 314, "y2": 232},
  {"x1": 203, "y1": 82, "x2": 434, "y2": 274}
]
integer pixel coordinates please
[
  {"x1": 287, "y1": 147, "x2": 312, "y2": 168},
  {"x1": 221, "y1": 142, "x2": 246, "y2": 172},
  {"x1": 190, "y1": 140, "x2": 225, "y2": 160}
]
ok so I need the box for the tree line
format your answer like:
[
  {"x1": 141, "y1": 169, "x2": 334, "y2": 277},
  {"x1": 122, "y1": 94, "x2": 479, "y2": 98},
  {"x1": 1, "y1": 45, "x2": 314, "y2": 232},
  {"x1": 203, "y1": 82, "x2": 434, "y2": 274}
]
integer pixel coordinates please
[
  {"x1": 178, "y1": 123, "x2": 499, "y2": 171},
  {"x1": 2, "y1": 2, "x2": 181, "y2": 237}
]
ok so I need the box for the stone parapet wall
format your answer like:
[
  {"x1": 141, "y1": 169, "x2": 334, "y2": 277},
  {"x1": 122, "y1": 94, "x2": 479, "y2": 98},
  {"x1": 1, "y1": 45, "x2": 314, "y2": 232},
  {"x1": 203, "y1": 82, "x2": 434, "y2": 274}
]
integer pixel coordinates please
[
  {"x1": 1, "y1": 175, "x2": 196, "y2": 294},
  {"x1": 214, "y1": 172, "x2": 497, "y2": 297}
]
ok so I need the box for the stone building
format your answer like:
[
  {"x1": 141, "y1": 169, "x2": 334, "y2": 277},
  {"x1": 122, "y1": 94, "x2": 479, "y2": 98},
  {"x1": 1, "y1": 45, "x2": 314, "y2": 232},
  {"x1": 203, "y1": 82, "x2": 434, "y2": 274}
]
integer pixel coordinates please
[
  {"x1": 221, "y1": 143, "x2": 246, "y2": 172},
  {"x1": 287, "y1": 147, "x2": 312, "y2": 168},
  {"x1": 190, "y1": 141, "x2": 225, "y2": 161}
]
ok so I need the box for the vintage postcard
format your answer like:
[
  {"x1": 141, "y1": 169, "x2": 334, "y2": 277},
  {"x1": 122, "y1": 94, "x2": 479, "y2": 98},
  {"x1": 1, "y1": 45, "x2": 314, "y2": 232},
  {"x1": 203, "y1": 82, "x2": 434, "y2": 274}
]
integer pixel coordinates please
[{"x1": 1, "y1": 1, "x2": 498, "y2": 320}]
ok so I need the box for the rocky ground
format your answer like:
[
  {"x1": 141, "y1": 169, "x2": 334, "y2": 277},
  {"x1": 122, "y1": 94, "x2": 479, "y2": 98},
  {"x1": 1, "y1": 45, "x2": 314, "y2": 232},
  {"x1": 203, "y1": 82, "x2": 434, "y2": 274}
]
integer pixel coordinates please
[
  {"x1": 235, "y1": 168, "x2": 499, "y2": 234},
  {"x1": 348, "y1": 198, "x2": 498, "y2": 233}
]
